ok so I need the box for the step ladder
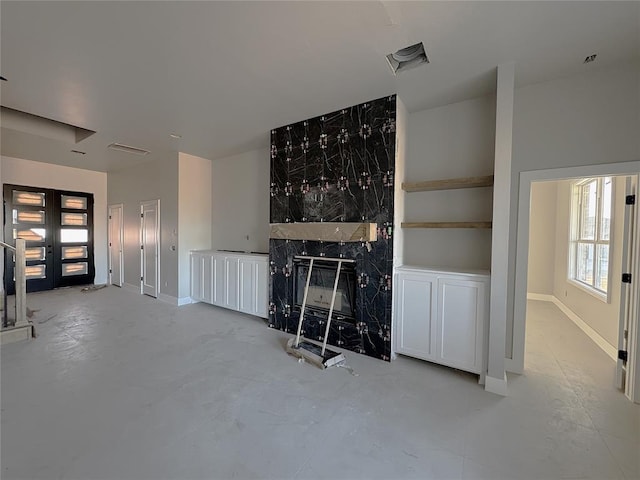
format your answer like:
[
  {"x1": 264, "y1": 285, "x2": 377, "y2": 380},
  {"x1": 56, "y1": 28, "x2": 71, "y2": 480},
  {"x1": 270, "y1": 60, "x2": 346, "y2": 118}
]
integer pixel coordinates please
[{"x1": 286, "y1": 255, "x2": 355, "y2": 369}]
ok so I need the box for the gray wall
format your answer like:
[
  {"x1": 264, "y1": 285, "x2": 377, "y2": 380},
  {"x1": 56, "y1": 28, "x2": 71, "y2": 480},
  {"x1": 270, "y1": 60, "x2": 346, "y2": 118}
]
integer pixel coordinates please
[
  {"x1": 211, "y1": 147, "x2": 270, "y2": 253},
  {"x1": 108, "y1": 155, "x2": 179, "y2": 298},
  {"x1": 527, "y1": 181, "x2": 558, "y2": 295},
  {"x1": 404, "y1": 95, "x2": 495, "y2": 270},
  {"x1": 178, "y1": 153, "x2": 212, "y2": 300},
  {"x1": 508, "y1": 60, "x2": 640, "y2": 357}
]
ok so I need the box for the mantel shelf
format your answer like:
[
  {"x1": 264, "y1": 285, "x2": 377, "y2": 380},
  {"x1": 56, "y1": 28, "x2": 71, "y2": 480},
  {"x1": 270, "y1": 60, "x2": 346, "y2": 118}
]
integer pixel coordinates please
[
  {"x1": 401, "y1": 222, "x2": 493, "y2": 229},
  {"x1": 402, "y1": 175, "x2": 494, "y2": 193}
]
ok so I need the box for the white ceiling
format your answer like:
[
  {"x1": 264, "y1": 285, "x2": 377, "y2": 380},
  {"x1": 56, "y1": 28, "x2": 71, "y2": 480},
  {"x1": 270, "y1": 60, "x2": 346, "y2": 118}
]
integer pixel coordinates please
[{"x1": 1, "y1": 1, "x2": 638, "y2": 172}]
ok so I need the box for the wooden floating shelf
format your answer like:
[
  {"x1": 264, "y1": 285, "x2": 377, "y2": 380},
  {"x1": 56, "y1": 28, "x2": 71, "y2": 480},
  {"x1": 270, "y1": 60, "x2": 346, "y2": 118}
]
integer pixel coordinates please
[
  {"x1": 402, "y1": 175, "x2": 494, "y2": 193},
  {"x1": 402, "y1": 222, "x2": 493, "y2": 229}
]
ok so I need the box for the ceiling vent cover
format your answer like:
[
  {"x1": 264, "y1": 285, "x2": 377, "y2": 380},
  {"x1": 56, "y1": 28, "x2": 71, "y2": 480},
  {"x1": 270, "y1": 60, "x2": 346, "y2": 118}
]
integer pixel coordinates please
[
  {"x1": 386, "y1": 42, "x2": 429, "y2": 75},
  {"x1": 107, "y1": 142, "x2": 150, "y2": 156}
]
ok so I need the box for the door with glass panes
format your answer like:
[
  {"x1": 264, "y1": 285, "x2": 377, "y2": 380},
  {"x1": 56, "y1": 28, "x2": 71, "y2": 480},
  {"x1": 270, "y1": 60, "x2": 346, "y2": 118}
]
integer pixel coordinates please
[{"x1": 3, "y1": 184, "x2": 95, "y2": 294}]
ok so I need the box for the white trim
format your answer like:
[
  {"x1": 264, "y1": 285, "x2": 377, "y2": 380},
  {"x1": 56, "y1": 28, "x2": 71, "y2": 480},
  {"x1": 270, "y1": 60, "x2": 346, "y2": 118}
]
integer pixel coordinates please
[
  {"x1": 487, "y1": 62, "x2": 515, "y2": 386},
  {"x1": 567, "y1": 278, "x2": 608, "y2": 303},
  {"x1": 107, "y1": 203, "x2": 124, "y2": 287},
  {"x1": 504, "y1": 357, "x2": 520, "y2": 374},
  {"x1": 178, "y1": 296, "x2": 195, "y2": 306},
  {"x1": 543, "y1": 296, "x2": 617, "y2": 361},
  {"x1": 140, "y1": 199, "x2": 160, "y2": 298},
  {"x1": 485, "y1": 373, "x2": 508, "y2": 396},
  {"x1": 527, "y1": 293, "x2": 554, "y2": 302},
  {"x1": 512, "y1": 161, "x2": 640, "y2": 375}
]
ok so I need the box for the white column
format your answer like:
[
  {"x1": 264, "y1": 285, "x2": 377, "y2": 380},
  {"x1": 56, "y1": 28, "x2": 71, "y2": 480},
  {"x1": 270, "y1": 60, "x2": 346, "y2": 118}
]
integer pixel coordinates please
[{"x1": 486, "y1": 62, "x2": 515, "y2": 396}]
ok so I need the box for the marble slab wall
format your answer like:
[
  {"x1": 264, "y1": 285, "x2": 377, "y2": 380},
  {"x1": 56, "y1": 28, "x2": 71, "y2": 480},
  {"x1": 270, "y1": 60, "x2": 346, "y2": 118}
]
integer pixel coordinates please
[{"x1": 269, "y1": 95, "x2": 396, "y2": 361}]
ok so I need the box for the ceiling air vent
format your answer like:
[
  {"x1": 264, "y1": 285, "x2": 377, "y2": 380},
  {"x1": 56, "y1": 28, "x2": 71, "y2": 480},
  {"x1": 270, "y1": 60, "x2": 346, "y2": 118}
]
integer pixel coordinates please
[
  {"x1": 107, "y1": 142, "x2": 150, "y2": 156},
  {"x1": 386, "y1": 42, "x2": 429, "y2": 75}
]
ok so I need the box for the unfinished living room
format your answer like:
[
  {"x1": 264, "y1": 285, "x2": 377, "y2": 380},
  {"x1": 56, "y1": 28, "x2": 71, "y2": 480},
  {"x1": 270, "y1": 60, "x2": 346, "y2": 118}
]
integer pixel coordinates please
[{"x1": 1, "y1": 2, "x2": 639, "y2": 479}]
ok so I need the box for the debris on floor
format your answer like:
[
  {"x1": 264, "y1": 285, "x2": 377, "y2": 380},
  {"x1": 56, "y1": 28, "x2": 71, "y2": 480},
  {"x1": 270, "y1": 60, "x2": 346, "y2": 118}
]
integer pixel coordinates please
[
  {"x1": 38, "y1": 314, "x2": 57, "y2": 325},
  {"x1": 81, "y1": 284, "x2": 107, "y2": 293}
]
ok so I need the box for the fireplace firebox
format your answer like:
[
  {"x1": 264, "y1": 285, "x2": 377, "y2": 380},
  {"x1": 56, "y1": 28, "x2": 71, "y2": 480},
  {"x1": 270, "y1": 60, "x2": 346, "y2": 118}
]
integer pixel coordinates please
[{"x1": 293, "y1": 257, "x2": 357, "y2": 324}]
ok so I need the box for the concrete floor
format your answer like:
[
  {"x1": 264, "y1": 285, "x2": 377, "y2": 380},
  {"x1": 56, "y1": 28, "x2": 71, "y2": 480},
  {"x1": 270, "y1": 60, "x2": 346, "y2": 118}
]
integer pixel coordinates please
[{"x1": 1, "y1": 289, "x2": 638, "y2": 480}]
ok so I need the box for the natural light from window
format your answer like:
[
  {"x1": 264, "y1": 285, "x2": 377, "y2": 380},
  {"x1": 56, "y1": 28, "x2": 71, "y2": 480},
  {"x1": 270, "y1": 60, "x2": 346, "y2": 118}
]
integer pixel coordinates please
[{"x1": 570, "y1": 177, "x2": 612, "y2": 298}]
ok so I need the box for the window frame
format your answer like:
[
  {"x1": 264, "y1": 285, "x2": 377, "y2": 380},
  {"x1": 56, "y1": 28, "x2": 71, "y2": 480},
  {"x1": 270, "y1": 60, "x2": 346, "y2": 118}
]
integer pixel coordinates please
[{"x1": 568, "y1": 176, "x2": 614, "y2": 303}]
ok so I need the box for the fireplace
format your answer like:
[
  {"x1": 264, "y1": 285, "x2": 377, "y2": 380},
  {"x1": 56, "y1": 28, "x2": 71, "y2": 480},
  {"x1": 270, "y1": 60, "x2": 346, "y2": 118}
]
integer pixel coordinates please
[
  {"x1": 293, "y1": 257, "x2": 357, "y2": 324},
  {"x1": 268, "y1": 94, "x2": 397, "y2": 360}
]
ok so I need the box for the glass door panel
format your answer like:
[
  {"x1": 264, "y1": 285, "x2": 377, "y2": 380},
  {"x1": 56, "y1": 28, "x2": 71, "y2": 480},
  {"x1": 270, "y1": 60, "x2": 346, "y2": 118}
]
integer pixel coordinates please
[
  {"x1": 4, "y1": 184, "x2": 95, "y2": 294},
  {"x1": 4, "y1": 184, "x2": 55, "y2": 293}
]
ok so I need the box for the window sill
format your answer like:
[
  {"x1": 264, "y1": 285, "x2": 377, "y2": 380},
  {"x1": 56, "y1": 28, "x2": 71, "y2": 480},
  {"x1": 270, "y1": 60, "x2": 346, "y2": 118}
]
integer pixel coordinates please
[{"x1": 568, "y1": 279, "x2": 610, "y2": 304}]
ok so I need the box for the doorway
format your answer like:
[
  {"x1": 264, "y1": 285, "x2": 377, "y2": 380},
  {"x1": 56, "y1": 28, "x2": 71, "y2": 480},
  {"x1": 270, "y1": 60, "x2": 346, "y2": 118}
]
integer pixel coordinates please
[
  {"x1": 108, "y1": 204, "x2": 123, "y2": 287},
  {"x1": 3, "y1": 184, "x2": 95, "y2": 294},
  {"x1": 511, "y1": 162, "x2": 640, "y2": 403},
  {"x1": 525, "y1": 177, "x2": 627, "y2": 391},
  {"x1": 140, "y1": 200, "x2": 159, "y2": 298}
]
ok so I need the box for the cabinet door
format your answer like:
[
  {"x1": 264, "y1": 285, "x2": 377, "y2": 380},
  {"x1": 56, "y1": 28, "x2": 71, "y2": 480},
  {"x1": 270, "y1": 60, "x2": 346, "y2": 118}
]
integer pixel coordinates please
[
  {"x1": 394, "y1": 272, "x2": 437, "y2": 361},
  {"x1": 224, "y1": 256, "x2": 239, "y2": 310},
  {"x1": 436, "y1": 277, "x2": 486, "y2": 374},
  {"x1": 254, "y1": 259, "x2": 269, "y2": 318},
  {"x1": 213, "y1": 255, "x2": 225, "y2": 306},
  {"x1": 238, "y1": 259, "x2": 255, "y2": 315},
  {"x1": 190, "y1": 254, "x2": 203, "y2": 301},
  {"x1": 202, "y1": 255, "x2": 213, "y2": 304}
]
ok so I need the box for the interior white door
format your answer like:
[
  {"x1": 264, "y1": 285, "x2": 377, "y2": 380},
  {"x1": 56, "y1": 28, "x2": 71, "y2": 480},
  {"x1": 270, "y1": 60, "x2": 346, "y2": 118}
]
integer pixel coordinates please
[
  {"x1": 616, "y1": 177, "x2": 637, "y2": 396},
  {"x1": 140, "y1": 200, "x2": 160, "y2": 298},
  {"x1": 108, "y1": 204, "x2": 124, "y2": 287}
]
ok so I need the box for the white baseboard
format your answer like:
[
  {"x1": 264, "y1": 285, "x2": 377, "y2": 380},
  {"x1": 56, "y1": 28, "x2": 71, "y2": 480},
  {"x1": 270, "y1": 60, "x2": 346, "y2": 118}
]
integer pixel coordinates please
[
  {"x1": 504, "y1": 357, "x2": 523, "y2": 375},
  {"x1": 526, "y1": 293, "x2": 617, "y2": 361},
  {"x1": 527, "y1": 292, "x2": 554, "y2": 302},
  {"x1": 485, "y1": 373, "x2": 508, "y2": 396},
  {"x1": 550, "y1": 296, "x2": 617, "y2": 361},
  {"x1": 177, "y1": 297, "x2": 195, "y2": 306}
]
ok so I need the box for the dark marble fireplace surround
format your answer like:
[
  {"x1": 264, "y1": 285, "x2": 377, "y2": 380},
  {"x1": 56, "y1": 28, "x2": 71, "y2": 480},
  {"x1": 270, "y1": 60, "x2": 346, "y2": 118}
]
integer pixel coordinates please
[{"x1": 268, "y1": 95, "x2": 397, "y2": 361}]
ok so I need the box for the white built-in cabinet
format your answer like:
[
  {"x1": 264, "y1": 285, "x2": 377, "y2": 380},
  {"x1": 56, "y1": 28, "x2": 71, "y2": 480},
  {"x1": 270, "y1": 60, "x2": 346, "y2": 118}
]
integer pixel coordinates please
[
  {"x1": 394, "y1": 266, "x2": 489, "y2": 375},
  {"x1": 191, "y1": 250, "x2": 268, "y2": 319}
]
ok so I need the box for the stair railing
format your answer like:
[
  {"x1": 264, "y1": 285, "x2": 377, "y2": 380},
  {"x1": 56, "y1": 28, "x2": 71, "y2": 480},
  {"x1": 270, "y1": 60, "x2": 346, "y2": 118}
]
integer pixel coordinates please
[{"x1": 1, "y1": 239, "x2": 27, "y2": 328}]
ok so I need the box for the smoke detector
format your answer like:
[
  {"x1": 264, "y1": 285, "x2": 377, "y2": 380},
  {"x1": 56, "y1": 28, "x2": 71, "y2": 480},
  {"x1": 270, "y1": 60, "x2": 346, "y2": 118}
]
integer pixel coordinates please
[
  {"x1": 108, "y1": 142, "x2": 150, "y2": 156},
  {"x1": 386, "y1": 42, "x2": 429, "y2": 75}
]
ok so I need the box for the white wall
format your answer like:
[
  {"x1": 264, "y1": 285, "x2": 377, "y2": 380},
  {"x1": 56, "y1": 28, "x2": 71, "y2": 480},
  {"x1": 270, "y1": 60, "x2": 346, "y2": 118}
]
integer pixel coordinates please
[
  {"x1": 211, "y1": 147, "x2": 270, "y2": 253},
  {"x1": 107, "y1": 155, "x2": 179, "y2": 298},
  {"x1": 527, "y1": 181, "x2": 558, "y2": 296},
  {"x1": 1, "y1": 155, "x2": 109, "y2": 284},
  {"x1": 178, "y1": 152, "x2": 212, "y2": 300},
  {"x1": 507, "y1": 60, "x2": 640, "y2": 358},
  {"x1": 404, "y1": 95, "x2": 495, "y2": 270},
  {"x1": 394, "y1": 97, "x2": 407, "y2": 266}
]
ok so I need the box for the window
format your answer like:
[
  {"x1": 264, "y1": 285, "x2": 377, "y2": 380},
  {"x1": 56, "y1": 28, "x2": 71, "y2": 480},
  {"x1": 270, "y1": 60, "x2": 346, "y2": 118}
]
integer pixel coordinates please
[{"x1": 570, "y1": 177, "x2": 612, "y2": 298}]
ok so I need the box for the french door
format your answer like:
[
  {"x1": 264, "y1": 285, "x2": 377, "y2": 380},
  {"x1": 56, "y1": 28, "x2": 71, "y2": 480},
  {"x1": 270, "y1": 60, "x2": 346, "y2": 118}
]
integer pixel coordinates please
[{"x1": 3, "y1": 184, "x2": 95, "y2": 294}]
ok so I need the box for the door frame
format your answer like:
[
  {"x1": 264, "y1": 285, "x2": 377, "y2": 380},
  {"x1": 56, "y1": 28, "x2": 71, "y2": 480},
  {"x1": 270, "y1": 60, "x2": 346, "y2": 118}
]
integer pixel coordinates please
[
  {"x1": 140, "y1": 199, "x2": 160, "y2": 298},
  {"x1": 511, "y1": 161, "x2": 640, "y2": 402},
  {"x1": 108, "y1": 203, "x2": 124, "y2": 287}
]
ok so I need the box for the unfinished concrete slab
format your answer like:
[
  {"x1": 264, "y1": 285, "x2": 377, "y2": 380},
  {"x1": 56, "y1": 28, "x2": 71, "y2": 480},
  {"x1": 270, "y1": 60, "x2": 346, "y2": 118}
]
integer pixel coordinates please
[{"x1": 1, "y1": 288, "x2": 637, "y2": 479}]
